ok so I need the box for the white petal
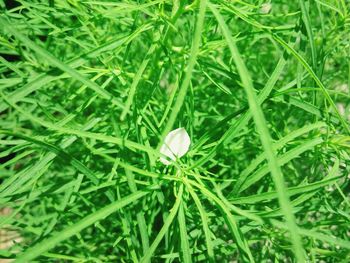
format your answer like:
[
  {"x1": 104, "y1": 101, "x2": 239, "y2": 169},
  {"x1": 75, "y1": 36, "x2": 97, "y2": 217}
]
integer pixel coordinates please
[
  {"x1": 159, "y1": 128, "x2": 191, "y2": 165},
  {"x1": 260, "y1": 3, "x2": 272, "y2": 14}
]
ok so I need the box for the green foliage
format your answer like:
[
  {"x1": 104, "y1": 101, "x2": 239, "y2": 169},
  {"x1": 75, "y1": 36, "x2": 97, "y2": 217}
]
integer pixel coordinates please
[{"x1": 1, "y1": 0, "x2": 350, "y2": 262}]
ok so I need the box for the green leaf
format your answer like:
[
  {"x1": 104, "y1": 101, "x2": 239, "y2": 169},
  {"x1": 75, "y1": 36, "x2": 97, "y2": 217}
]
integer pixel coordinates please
[{"x1": 14, "y1": 190, "x2": 150, "y2": 263}]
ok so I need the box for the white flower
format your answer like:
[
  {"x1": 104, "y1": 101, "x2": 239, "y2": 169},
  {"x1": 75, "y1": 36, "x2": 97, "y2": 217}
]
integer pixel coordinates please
[
  {"x1": 159, "y1": 128, "x2": 191, "y2": 165},
  {"x1": 260, "y1": 3, "x2": 272, "y2": 14}
]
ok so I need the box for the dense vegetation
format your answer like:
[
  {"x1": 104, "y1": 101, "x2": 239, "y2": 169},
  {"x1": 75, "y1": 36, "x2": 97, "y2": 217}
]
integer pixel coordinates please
[{"x1": 1, "y1": 0, "x2": 350, "y2": 262}]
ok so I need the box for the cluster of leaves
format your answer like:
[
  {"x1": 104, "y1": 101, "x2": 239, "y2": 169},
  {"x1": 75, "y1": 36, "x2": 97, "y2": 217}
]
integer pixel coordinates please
[{"x1": 0, "y1": 0, "x2": 350, "y2": 262}]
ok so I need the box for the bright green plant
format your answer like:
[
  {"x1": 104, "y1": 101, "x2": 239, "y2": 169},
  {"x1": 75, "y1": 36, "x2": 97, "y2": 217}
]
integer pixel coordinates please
[{"x1": 1, "y1": 0, "x2": 350, "y2": 262}]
